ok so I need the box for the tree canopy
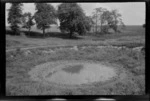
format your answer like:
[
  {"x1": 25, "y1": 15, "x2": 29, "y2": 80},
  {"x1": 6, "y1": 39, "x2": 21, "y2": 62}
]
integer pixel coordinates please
[
  {"x1": 8, "y1": 3, "x2": 23, "y2": 35},
  {"x1": 22, "y1": 12, "x2": 35, "y2": 35},
  {"x1": 34, "y1": 3, "x2": 57, "y2": 36},
  {"x1": 57, "y1": 3, "x2": 92, "y2": 38},
  {"x1": 109, "y1": 9, "x2": 123, "y2": 32}
]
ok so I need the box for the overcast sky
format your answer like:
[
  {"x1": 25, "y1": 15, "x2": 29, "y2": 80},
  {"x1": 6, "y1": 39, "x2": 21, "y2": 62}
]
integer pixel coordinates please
[{"x1": 5, "y1": 2, "x2": 145, "y2": 26}]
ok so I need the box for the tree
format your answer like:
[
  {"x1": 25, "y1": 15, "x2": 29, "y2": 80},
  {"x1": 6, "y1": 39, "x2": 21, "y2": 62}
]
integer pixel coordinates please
[
  {"x1": 34, "y1": 3, "x2": 57, "y2": 37},
  {"x1": 110, "y1": 9, "x2": 122, "y2": 32},
  {"x1": 107, "y1": 9, "x2": 126, "y2": 33},
  {"x1": 101, "y1": 10, "x2": 112, "y2": 33},
  {"x1": 22, "y1": 12, "x2": 35, "y2": 35},
  {"x1": 101, "y1": 9, "x2": 125, "y2": 33},
  {"x1": 84, "y1": 16, "x2": 94, "y2": 32},
  {"x1": 75, "y1": 16, "x2": 94, "y2": 35},
  {"x1": 92, "y1": 7, "x2": 125, "y2": 34},
  {"x1": 8, "y1": 3, "x2": 23, "y2": 35},
  {"x1": 92, "y1": 7, "x2": 107, "y2": 33},
  {"x1": 92, "y1": 9, "x2": 98, "y2": 34},
  {"x1": 57, "y1": 3, "x2": 90, "y2": 38}
]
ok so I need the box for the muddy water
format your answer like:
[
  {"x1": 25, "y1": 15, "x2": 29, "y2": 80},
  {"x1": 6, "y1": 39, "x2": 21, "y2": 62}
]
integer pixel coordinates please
[
  {"x1": 62, "y1": 64, "x2": 84, "y2": 74},
  {"x1": 44, "y1": 63, "x2": 117, "y2": 85}
]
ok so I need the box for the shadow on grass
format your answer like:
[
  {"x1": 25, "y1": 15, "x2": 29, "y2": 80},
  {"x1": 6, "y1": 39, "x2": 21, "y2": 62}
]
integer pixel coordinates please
[
  {"x1": 6, "y1": 29, "x2": 83, "y2": 40},
  {"x1": 46, "y1": 32, "x2": 83, "y2": 40},
  {"x1": 6, "y1": 30, "x2": 20, "y2": 36}
]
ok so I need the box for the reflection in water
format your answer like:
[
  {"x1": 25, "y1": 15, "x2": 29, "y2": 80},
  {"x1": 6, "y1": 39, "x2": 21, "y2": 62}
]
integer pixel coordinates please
[{"x1": 62, "y1": 64, "x2": 84, "y2": 74}]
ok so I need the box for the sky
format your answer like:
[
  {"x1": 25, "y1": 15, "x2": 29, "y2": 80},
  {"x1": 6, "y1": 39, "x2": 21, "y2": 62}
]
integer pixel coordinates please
[{"x1": 5, "y1": 2, "x2": 145, "y2": 26}]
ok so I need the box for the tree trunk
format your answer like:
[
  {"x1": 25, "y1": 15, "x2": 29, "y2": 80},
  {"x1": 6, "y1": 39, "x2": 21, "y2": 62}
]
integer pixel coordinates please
[
  {"x1": 100, "y1": 21, "x2": 102, "y2": 33},
  {"x1": 69, "y1": 30, "x2": 73, "y2": 38},
  {"x1": 28, "y1": 28, "x2": 31, "y2": 36},
  {"x1": 101, "y1": 23, "x2": 103, "y2": 33}
]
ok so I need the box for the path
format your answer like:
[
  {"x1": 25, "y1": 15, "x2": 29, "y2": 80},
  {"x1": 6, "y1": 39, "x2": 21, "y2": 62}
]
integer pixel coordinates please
[
  {"x1": 6, "y1": 45, "x2": 72, "y2": 52},
  {"x1": 6, "y1": 44, "x2": 143, "y2": 53}
]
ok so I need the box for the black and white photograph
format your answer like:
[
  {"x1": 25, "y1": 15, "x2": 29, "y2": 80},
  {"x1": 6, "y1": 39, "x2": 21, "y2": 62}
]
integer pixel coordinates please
[{"x1": 5, "y1": 2, "x2": 145, "y2": 95}]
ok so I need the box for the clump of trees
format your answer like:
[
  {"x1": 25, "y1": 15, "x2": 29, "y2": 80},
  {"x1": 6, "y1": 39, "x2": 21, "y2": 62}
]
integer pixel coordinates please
[
  {"x1": 57, "y1": 3, "x2": 93, "y2": 38},
  {"x1": 7, "y1": 3, "x2": 125, "y2": 38},
  {"x1": 8, "y1": 3, "x2": 23, "y2": 35},
  {"x1": 92, "y1": 7, "x2": 125, "y2": 34}
]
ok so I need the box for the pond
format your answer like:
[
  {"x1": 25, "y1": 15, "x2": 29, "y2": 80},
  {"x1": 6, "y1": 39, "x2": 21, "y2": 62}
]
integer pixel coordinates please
[{"x1": 29, "y1": 61, "x2": 117, "y2": 85}]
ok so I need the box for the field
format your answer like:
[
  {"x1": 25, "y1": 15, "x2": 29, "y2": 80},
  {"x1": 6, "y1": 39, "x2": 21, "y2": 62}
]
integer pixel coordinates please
[
  {"x1": 6, "y1": 25, "x2": 145, "y2": 50},
  {"x1": 6, "y1": 25, "x2": 145, "y2": 95}
]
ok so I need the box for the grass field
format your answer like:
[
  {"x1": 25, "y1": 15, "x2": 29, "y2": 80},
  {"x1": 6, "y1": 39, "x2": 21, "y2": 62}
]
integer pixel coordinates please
[
  {"x1": 6, "y1": 25, "x2": 145, "y2": 50},
  {"x1": 6, "y1": 25, "x2": 145, "y2": 95}
]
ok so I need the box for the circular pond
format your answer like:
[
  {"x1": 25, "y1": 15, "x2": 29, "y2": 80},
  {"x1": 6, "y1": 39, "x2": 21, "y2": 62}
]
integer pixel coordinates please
[{"x1": 29, "y1": 61, "x2": 118, "y2": 85}]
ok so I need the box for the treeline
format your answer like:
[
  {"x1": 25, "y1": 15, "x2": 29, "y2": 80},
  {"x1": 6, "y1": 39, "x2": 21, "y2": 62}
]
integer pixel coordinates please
[
  {"x1": 7, "y1": 3, "x2": 125, "y2": 38},
  {"x1": 92, "y1": 7, "x2": 125, "y2": 34}
]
